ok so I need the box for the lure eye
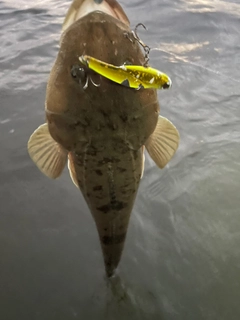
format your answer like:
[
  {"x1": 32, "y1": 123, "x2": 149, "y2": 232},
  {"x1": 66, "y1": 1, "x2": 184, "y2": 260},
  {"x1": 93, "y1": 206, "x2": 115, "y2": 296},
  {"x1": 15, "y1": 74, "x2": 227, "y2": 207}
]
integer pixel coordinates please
[
  {"x1": 162, "y1": 82, "x2": 170, "y2": 89},
  {"x1": 162, "y1": 77, "x2": 172, "y2": 89}
]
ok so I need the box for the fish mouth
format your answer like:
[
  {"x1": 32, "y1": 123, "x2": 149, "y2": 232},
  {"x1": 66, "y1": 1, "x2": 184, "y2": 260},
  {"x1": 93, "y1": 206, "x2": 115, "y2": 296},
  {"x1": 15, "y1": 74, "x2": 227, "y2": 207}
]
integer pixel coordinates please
[{"x1": 62, "y1": 0, "x2": 130, "y2": 32}]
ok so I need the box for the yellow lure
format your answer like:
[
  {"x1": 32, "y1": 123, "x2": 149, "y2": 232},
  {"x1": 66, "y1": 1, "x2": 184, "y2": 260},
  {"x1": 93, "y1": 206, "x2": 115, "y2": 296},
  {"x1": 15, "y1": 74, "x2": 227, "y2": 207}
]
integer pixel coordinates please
[{"x1": 79, "y1": 55, "x2": 172, "y2": 90}]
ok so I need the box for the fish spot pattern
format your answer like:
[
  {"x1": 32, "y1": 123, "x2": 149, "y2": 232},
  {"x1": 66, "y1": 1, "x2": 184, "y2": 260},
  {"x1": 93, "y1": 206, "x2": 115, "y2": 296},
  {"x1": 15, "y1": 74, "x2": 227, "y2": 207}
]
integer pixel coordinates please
[
  {"x1": 117, "y1": 167, "x2": 127, "y2": 173},
  {"x1": 93, "y1": 185, "x2": 103, "y2": 191},
  {"x1": 101, "y1": 233, "x2": 126, "y2": 245},
  {"x1": 97, "y1": 201, "x2": 127, "y2": 213},
  {"x1": 97, "y1": 204, "x2": 111, "y2": 213}
]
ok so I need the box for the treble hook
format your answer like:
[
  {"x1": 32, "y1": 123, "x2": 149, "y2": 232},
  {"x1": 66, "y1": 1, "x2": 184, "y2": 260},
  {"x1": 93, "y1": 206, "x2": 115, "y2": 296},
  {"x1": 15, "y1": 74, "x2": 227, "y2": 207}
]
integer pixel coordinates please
[
  {"x1": 83, "y1": 75, "x2": 101, "y2": 89},
  {"x1": 82, "y1": 74, "x2": 89, "y2": 89},
  {"x1": 90, "y1": 76, "x2": 101, "y2": 87},
  {"x1": 124, "y1": 23, "x2": 151, "y2": 67},
  {"x1": 71, "y1": 65, "x2": 101, "y2": 89},
  {"x1": 133, "y1": 23, "x2": 151, "y2": 67}
]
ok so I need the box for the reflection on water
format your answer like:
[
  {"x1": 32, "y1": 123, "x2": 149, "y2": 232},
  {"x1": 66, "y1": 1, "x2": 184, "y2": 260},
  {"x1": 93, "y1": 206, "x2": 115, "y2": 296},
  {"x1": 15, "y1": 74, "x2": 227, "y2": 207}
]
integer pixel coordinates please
[
  {"x1": 180, "y1": 0, "x2": 240, "y2": 15},
  {"x1": 0, "y1": 0, "x2": 240, "y2": 319}
]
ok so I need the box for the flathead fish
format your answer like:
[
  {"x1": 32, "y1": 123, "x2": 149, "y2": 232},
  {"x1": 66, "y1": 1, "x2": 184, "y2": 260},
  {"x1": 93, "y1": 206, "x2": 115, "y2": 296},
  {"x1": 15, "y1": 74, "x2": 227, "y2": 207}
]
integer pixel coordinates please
[{"x1": 28, "y1": 0, "x2": 179, "y2": 277}]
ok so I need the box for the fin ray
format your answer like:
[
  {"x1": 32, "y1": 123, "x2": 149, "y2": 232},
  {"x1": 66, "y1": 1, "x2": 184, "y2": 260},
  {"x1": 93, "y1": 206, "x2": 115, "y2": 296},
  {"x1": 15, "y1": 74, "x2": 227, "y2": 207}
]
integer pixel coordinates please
[
  {"x1": 28, "y1": 123, "x2": 68, "y2": 179},
  {"x1": 145, "y1": 116, "x2": 179, "y2": 169}
]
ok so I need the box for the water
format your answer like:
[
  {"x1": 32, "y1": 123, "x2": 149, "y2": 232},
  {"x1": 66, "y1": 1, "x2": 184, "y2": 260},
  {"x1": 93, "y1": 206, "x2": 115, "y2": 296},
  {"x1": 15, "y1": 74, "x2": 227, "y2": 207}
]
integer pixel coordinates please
[{"x1": 0, "y1": 0, "x2": 240, "y2": 319}]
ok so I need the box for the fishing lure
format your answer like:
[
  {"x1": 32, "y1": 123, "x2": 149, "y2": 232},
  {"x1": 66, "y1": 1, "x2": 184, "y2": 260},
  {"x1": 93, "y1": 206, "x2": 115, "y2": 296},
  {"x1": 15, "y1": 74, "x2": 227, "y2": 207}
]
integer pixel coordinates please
[{"x1": 79, "y1": 55, "x2": 172, "y2": 90}]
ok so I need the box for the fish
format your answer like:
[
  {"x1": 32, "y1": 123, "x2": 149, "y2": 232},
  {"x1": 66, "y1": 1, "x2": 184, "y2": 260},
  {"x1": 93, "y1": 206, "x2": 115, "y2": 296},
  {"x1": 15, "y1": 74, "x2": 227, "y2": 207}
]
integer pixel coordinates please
[
  {"x1": 62, "y1": 0, "x2": 130, "y2": 33},
  {"x1": 79, "y1": 54, "x2": 172, "y2": 89},
  {"x1": 27, "y1": 0, "x2": 180, "y2": 277}
]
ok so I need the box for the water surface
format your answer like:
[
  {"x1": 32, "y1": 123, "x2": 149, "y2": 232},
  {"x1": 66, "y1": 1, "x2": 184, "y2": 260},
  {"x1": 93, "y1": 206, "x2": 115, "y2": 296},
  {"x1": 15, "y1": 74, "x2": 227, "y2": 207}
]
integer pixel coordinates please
[{"x1": 0, "y1": 1, "x2": 240, "y2": 319}]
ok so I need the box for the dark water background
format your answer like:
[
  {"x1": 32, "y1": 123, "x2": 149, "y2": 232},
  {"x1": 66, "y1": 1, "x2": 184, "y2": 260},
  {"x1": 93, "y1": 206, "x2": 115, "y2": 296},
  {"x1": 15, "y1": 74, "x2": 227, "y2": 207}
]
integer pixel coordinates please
[{"x1": 1, "y1": 0, "x2": 240, "y2": 319}]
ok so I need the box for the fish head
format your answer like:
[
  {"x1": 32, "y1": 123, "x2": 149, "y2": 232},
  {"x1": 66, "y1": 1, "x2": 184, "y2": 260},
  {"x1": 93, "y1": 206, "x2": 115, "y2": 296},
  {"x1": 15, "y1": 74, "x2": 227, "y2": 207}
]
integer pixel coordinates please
[
  {"x1": 62, "y1": 0, "x2": 130, "y2": 32},
  {"x1": 46, "y1": 11, "x2": 159, "y2": 151}
]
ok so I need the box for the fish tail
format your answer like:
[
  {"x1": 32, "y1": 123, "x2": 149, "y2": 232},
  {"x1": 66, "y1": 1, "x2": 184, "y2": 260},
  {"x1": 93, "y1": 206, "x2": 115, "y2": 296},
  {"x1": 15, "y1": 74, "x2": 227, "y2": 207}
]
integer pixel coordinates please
[
  {"x1": 95, "y1": 213, "x2": 131, "y2": 277},
  {"x1": 70, "y1": 149, "x2": 142, "y2": 277}
]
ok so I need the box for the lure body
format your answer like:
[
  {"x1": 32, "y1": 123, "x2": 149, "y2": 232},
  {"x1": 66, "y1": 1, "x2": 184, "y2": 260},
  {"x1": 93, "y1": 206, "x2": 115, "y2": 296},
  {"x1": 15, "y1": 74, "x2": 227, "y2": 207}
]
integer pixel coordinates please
[{"x1": 79, "y1": 55, "x2": 172, "y2": 89}]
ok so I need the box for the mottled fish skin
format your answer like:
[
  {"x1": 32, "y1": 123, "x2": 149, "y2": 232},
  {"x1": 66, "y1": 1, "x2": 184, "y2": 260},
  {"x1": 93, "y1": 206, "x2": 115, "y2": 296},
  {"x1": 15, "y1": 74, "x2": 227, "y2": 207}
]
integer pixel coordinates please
[
  {"x1": 45, "y1": 12, "x2": 159, "y2": 276},
  {"x1": 68, "y1": 146, "x2": 142, "y2": 276}
]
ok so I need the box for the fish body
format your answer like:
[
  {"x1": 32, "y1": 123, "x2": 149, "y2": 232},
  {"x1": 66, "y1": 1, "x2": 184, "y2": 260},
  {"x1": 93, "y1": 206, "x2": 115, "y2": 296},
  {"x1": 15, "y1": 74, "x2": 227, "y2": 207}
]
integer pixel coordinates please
[
  {"x1": 79, "y1": 54, "x2": 172, "y2": 89},
  {"x1": 28, "y1": 0, "x2": 179, "y2": 277}
]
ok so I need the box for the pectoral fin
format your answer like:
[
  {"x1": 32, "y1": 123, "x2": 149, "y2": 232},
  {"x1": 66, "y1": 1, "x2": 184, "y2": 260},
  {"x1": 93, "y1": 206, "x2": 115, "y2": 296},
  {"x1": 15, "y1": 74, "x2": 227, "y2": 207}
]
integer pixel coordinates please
[
  {"x1": 145, "y1": 116, "x2": 179, "y2": 169},
  {"x1": 68, "y1": 153, "x2": 79, "y2": 188},
  {"x1": 27, "y1": 123, "x2": 68, "y2": 179}
]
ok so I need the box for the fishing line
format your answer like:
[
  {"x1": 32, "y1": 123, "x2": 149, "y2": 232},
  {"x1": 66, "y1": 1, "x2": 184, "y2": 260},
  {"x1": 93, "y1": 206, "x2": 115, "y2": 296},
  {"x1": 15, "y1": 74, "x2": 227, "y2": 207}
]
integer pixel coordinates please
[
  {"x1": 128, "y1": 23, "x2": 239, "y2": 84},
  {"x1": 151, "y1": 47, "x2": 240, "y2": 84}
]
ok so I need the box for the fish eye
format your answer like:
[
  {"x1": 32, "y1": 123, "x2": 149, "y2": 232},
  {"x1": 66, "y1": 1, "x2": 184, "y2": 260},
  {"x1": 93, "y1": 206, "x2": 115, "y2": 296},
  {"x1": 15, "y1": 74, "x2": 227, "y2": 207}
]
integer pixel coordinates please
[
  {"x1": 71, "y1": 70, "x2": 77, "y2": 78},
  {"x1": 71, "y1": 65, "x2": 86, "y2": 80}
]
